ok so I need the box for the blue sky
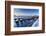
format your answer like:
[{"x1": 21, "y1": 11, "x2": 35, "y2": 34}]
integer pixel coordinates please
[{"x1": 14, "y1": 8, "x2": 39, "y2": 16}]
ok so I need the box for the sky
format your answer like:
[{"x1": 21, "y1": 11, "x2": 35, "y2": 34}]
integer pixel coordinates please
[{"x1": 14, "y1": 8, "x2": 39, "y2": 16}]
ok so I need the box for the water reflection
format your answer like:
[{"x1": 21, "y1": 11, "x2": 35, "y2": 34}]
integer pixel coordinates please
[{"x1": 14, "y1": 16, "x2": 39, "y2": 27}]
